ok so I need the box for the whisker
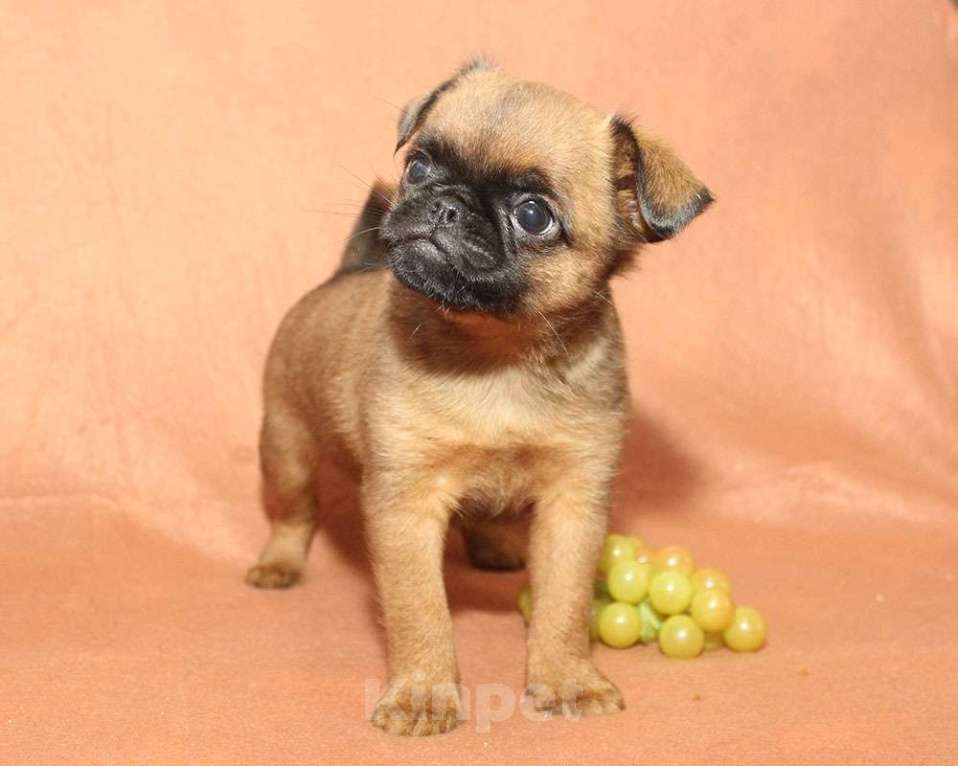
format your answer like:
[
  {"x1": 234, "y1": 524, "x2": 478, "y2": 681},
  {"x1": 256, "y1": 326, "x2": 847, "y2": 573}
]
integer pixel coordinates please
[
  {"x1": 345, "y1": 225, "x2": 383, "y2": 244},
  {"x1": 534, "y1": 308, "x2": 568, "y2": 357},
  {"x1": 322, "y1": 200, "x2": 373, "y2": 209},
  {"x1": 334, "y1": 164, "x2": 394, "y2": 207},
  {"x1": 301, "y1": 207, "x2": 366, "y2": 217},
  {"x1": 372, "y1": 94, "x2": 403, "y2": 112},
  {"x1": 592, "y1": 289, "x2": 615, "y2": 308}
]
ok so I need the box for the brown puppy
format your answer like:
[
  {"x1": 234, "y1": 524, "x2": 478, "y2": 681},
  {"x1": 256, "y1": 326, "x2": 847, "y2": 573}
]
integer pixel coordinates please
[{"x1": 246, "y1": 60, "x2": 711, "y2": 736}]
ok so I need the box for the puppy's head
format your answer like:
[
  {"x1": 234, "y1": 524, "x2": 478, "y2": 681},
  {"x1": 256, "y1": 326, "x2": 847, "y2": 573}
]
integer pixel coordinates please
[{"x1": 381, "y1": 61, "x2": 712, "y2": 316}]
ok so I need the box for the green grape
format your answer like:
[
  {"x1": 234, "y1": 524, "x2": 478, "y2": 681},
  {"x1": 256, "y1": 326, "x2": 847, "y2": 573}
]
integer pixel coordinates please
[
  {"x1": 597, "y1": 602, "x2": 642, "y2": 649},
  {"x1": 607, "y1": 560, "x2": 651, "y2": 604},
  {"x1": 517, "y1": 585, "x2": 532, "y2": 624},
  {"x1": 598, "y1": 534, "x2": 637, "y2": 576},
  {"x1": 652, "y1": 545, "x2": 695, "y2": 576},
  {"x1": 635, "y1": 547, "x2": 652, "y2": 565},
  {"x1": 689, "y1": 589, "x2": 735, "y2": 632},
  {"x1": 637, "y1": 599, "x2": 664, "y2": 644},
  {"x1": 648, "y1": 570, "x2": 694, "y2": 615},
  {"x1": 723, "y1": 606, "x2": 767, "y2": 652},
  {"x1": 590, "y1": 597, "x2": 610, "y2": 641},
  {"x1": 658, "y1": 615, "x2": 705, "y2": 658},
  {"x1": 691, "y1": 567, "x2": 732, "y2": 595},
  {"x1": 593, "y1": 579, "x2": 612, "y2": 600},
  {"x1": 703, "y1": 631, "x2": 724, "y2": 651}
]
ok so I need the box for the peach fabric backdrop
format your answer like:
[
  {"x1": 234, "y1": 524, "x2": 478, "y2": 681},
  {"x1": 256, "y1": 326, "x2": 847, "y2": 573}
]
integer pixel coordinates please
[{"x1": 3, "y1": 1, "x2": 957, "y2": 763}]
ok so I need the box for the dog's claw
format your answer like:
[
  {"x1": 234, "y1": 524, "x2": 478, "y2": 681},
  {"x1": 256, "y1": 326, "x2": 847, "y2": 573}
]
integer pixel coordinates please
[
  {"x1": 525, "y1": 669, "x2": 624, "y2": 719},
  {"x1": 370, "y1": 678, "x2": 463, "y2": 736},
  {"x1": 245, "y1": 562, "x2": 302, "y2": 588}
]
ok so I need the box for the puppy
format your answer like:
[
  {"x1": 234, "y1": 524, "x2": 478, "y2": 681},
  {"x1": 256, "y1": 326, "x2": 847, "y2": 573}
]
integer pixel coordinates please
[{"x1": 246, "y1": 60, "x2": 711, "y2": 736}]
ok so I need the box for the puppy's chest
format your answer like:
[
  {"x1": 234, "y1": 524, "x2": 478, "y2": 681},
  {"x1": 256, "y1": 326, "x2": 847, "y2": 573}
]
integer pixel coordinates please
[
  {"x1": 366, "y1": 361, "x2": 625, "y2": 506},
  {"x1": 440, "y1": 371, "x2": 585, "y2": 440},
  {"x1": 389, "y1": 367, "x2": 605, "y2": 449}
]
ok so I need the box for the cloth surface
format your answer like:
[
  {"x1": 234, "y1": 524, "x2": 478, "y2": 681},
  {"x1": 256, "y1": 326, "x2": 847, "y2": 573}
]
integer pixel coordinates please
[{"x1": 2, "y1": 1, "x2": 957, "y2": 763}]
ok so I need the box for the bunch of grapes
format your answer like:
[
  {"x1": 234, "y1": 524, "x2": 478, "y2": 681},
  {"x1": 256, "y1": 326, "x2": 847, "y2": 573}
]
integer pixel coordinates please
[{"x1": 516, "y1": 534, "x2": 767, "y2": 658}]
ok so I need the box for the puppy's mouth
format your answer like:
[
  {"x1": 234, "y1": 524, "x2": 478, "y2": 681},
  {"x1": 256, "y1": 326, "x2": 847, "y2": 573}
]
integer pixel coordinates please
[
  {"x1": 386, "y1": 237, "x2": 519, "y2": 314},
  {"x1": 390, "y1": 236, "x2": 451, "y2": 271}
]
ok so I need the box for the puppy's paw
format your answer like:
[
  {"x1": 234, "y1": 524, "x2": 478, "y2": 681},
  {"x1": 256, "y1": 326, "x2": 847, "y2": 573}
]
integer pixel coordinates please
[
  {"x1": 525, "y1": 664, "x2": 624, "y2": 719},
  {"x1": 370, "y1": 677, "x2": 463, "y2": 736},
  {"x1": 244, "y1": 561, "x2": 302, "y2": 589}
]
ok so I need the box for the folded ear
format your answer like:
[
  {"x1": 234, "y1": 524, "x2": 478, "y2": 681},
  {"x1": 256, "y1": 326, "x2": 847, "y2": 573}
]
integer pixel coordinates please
[
  {"x1": 395, "y1": 58, "x2": 495, "y2": 151},
  {"x1": 610, "y1": 116, "x2": 713, "y2": 244}
]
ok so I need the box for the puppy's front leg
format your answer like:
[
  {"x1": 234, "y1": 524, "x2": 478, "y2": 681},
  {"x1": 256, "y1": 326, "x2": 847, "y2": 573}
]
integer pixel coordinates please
[
  {"x1": 525, "y1": 473, "x2": 624, "y2": 718},
  {"x1": 365, "y1": 475, "x2": 462, "y2": 736}
]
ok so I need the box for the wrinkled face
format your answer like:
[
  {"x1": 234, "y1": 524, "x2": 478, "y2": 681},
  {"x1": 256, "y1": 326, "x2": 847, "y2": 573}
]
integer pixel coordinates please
[
  {"x1": 381, "y1": 66, "x2": 712, "y2": 316},
  {"x1": 383, "y1": 138, "x2": 563, "y2": 313},
  {"x1": 381, "y1": 71, "x2": 622, "y2": 316}
]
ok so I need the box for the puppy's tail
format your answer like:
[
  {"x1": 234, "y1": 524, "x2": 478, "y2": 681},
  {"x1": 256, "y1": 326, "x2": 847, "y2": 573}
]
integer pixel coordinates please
[{"x1": 335, "y1": 180, "x2": 395, "y2": 277}]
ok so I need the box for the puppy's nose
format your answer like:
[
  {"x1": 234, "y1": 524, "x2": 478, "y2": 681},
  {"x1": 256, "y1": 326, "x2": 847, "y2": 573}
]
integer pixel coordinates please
[{"x1": 429, "y1": 197, "x2": 464, "y2": 227}]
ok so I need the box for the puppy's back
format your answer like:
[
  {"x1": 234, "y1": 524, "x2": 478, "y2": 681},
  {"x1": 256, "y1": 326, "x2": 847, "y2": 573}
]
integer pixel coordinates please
[{"x1": 264, "y1": 268, "x2": 391, "y2": 464}]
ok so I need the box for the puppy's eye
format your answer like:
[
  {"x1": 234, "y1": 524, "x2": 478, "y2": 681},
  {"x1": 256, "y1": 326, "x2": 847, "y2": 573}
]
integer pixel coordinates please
[
  {"x1": 405, "y1": 154, "x2": 431, "y2": 184},
  {"x1": 514, "y1": 198, "x2": 553, "y2": 235}
]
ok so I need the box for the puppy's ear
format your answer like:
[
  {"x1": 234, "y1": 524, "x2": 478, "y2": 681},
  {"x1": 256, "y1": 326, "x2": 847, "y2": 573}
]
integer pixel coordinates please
[
  {"x1": 610, "y1": 117, "x2": 713, "y2": 244},
  {"x1": 395, "y1": 58, "x2": 496, "y2": 151},
  {"x1": 336, "y1": 180, "x2": 396, "y2": 276}
]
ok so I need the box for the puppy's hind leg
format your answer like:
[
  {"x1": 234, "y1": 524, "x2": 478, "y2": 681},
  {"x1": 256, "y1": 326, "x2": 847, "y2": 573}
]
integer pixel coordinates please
[{"x1": 245, "y1": 409, "x2": 318, "y2": 589}]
